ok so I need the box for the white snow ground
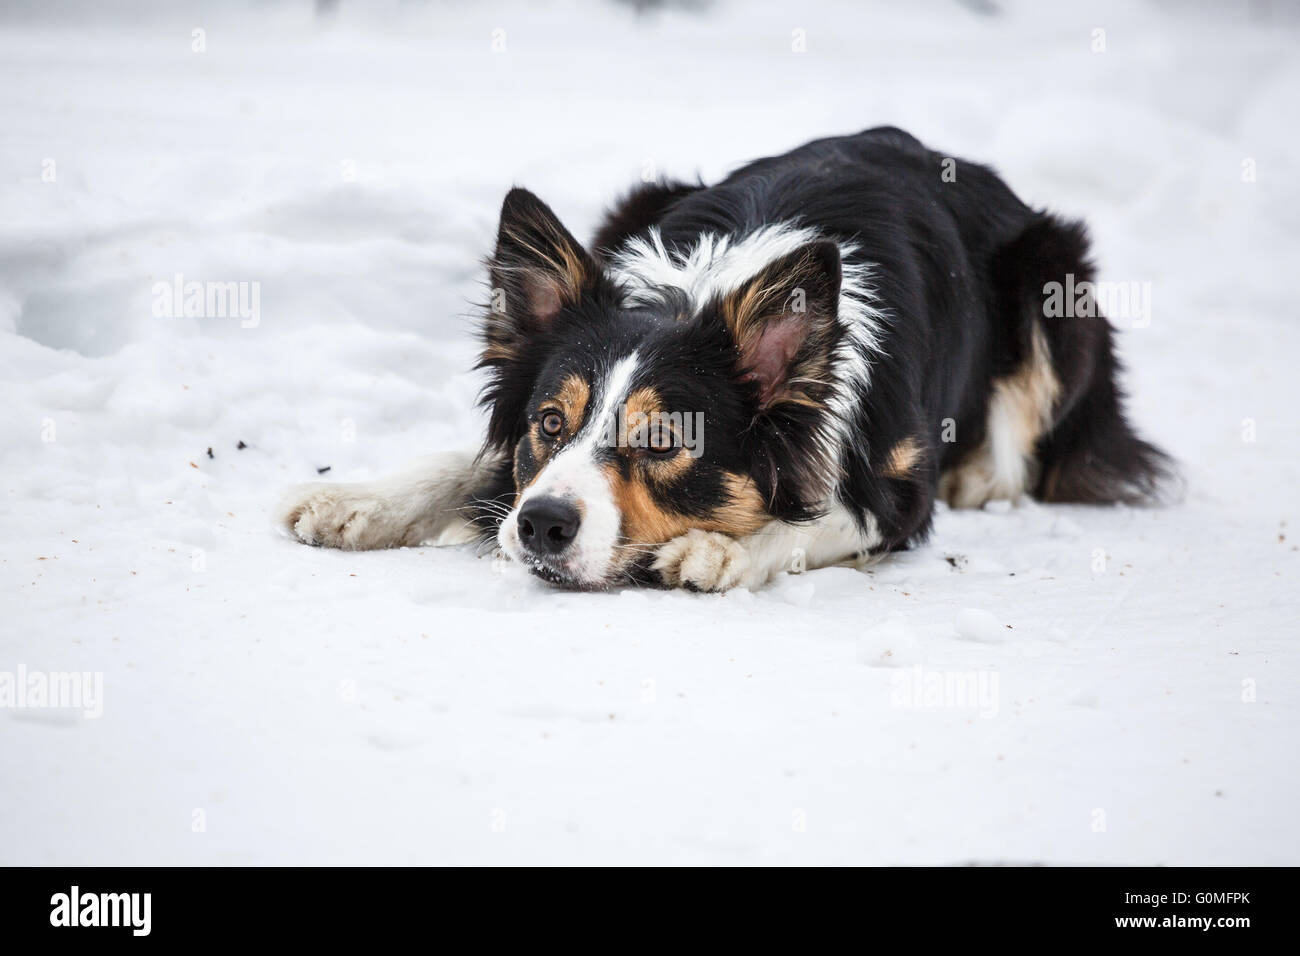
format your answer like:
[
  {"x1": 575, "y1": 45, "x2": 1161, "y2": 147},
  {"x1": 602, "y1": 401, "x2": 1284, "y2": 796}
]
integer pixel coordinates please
[{"x1": 1, "y1": 0, "x2": 1298, "y2": 865}]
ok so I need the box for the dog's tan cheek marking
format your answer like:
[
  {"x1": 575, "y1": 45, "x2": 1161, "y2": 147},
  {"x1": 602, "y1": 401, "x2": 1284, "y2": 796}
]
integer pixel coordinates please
[
  {"x1": 881, "y1": 437, "x2": 922, "y2": 479},
  {"x1": 605, "y1": 464, "x2": 769, "y2": 547},
  {"x1": 714, "y1": 473, "x2": 769, "y2": 534},
  {"x1": 606, "y1": 462, "x2": 689, "y2": 544}
]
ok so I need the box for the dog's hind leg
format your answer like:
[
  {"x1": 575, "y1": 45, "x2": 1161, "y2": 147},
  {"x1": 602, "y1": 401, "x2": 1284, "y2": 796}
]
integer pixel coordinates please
[
  {"x1": 942, "y1": 214, "x2": 1176, "y2": 508},
  {"x1": 277, "y1": 447, "x2": 514, "y2": 551},
  {"x1": 993, "y1": 216, "x2": 1178, "y2": 505}
]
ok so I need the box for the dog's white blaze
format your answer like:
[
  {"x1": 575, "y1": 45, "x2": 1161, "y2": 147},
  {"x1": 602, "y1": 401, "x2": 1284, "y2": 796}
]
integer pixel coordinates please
[
  {"x1": 610, "y1": 222, "x2": 886, "y2": 472},
  {"x1": 498, "y1": 353, "x2": 641, "y2": 584}
]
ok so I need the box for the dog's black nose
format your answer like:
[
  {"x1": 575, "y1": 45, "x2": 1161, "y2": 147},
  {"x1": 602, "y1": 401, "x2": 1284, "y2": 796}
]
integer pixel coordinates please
[{"x1": 517, "y1": 497, "x2": 581, "y2": 556}]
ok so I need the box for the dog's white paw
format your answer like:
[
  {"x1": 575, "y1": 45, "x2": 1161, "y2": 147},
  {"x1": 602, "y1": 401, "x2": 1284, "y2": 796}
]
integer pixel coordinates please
[
  {"x1": 652, "y1": 529, "x2": 750, "y2": 592},
  {"x1": 277, "y1": 483, "x2": 398, "y2": 551}
]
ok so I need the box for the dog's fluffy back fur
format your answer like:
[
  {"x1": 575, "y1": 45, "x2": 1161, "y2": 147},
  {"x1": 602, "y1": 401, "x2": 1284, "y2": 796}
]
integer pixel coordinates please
[{"x1": 577, "y1": 126, "x2": 1175, "y2": 554}]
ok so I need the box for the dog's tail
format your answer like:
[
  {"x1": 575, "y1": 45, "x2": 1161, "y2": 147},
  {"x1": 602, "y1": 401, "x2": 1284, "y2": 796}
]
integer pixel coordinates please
[{"x1": 992, "y1": 215, "x2": 1180, "y2": 505}]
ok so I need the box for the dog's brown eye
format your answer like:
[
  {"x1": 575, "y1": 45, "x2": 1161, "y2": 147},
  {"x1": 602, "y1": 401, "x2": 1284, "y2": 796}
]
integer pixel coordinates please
[
  {"x1": 540, "y1": 411, "x2": 564, "y2": 438},
  {"x1": 647, "y1": 427, "x2": 679, "y2": 457}
]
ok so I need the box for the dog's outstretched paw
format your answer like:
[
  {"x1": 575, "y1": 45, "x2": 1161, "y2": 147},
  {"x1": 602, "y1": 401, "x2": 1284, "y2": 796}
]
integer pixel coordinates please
[
  {"x1": 277, "y1": 484, "x2": 395, "y2": 551},
  {"x1": 652, "y1": 529, "x2": 750, "y2": 592}
]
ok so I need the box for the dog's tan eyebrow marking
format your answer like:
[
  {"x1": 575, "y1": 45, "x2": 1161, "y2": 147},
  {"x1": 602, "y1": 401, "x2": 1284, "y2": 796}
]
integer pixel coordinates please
[
  {"x1": 553, "y1": 374, "x2": 591, "y2": 431},
  {"x1": 618, "y1": 386, "x2": 697, "y2": 481},
  {"x1": 518, "y1": 373, "x2": 591, "y2": 494},
  {"x1": 624, "y1": 385, "x2": 661, "y2": 420},
  {"x1": 621, "y1": 386, "x2": 669, "y2": 452},
  {"x1": 881, "y1": 437, "x2": 922, "y2": 479}
]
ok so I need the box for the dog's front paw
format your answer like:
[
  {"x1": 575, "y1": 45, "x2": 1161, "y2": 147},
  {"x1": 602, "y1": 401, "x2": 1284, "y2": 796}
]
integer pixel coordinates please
[
  {"x1": 652, "y1": 529, "x2": 750, "y2": 592},
  {"x1": 277, "y1": 484, "x2": 394, "y2": 550}
]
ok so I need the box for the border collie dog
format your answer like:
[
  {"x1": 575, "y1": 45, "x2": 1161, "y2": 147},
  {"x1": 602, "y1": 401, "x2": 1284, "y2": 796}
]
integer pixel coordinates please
[{"x1": 278, "y1": 127, "x2": 1173, "y2": 591}]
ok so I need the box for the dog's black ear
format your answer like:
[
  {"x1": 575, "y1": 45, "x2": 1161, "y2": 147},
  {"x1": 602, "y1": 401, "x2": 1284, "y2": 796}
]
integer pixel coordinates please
[
  {"x1": 483, "y1": 188, "x2": 598, "y2": 364},
  {"x1": 479, "y1": 189, "x2": 599, "y2": 451},
  {"x1": 703, "y1": 240, "x2": 845, "y2": 523},
  {"x1": 712, "y1": 240, "x2": 842, "y2": 411}
]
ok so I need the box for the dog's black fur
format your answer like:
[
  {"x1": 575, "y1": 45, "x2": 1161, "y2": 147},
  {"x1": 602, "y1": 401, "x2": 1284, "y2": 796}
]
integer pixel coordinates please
[
  {"x1": 281, "y1": 126, "x2": 1173, "y2": 590},
  {"x1": 471, "y1": 127, "x2": 1172, "y2": 569}
]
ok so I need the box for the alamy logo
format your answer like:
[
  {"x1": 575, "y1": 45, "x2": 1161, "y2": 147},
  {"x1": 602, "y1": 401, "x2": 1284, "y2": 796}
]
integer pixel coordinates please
[
  {"x1": 0, "y1": 665, "x2": 102, "y2": 718},
  {"x1": 152, "y1": 273, "x2": 261, "y2": 328},
  {"x1": 1042, "y1": 273, "x2": 1151, "y2": 328},
  {"x1": 50, "y1": 886, "x2": 151, "y2": 936},
  {"x1": 889, "y1": 665, "x2": 1000, "y2": 718},
  {"x1": 601, "y1": 407, "x2": 705, "y2": 458}
]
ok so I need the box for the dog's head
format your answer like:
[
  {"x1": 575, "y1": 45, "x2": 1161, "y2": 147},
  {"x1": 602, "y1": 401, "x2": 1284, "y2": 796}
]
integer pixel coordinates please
[{"x1": 481, "y1": 188, "x2": 844, "y2": 588}]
